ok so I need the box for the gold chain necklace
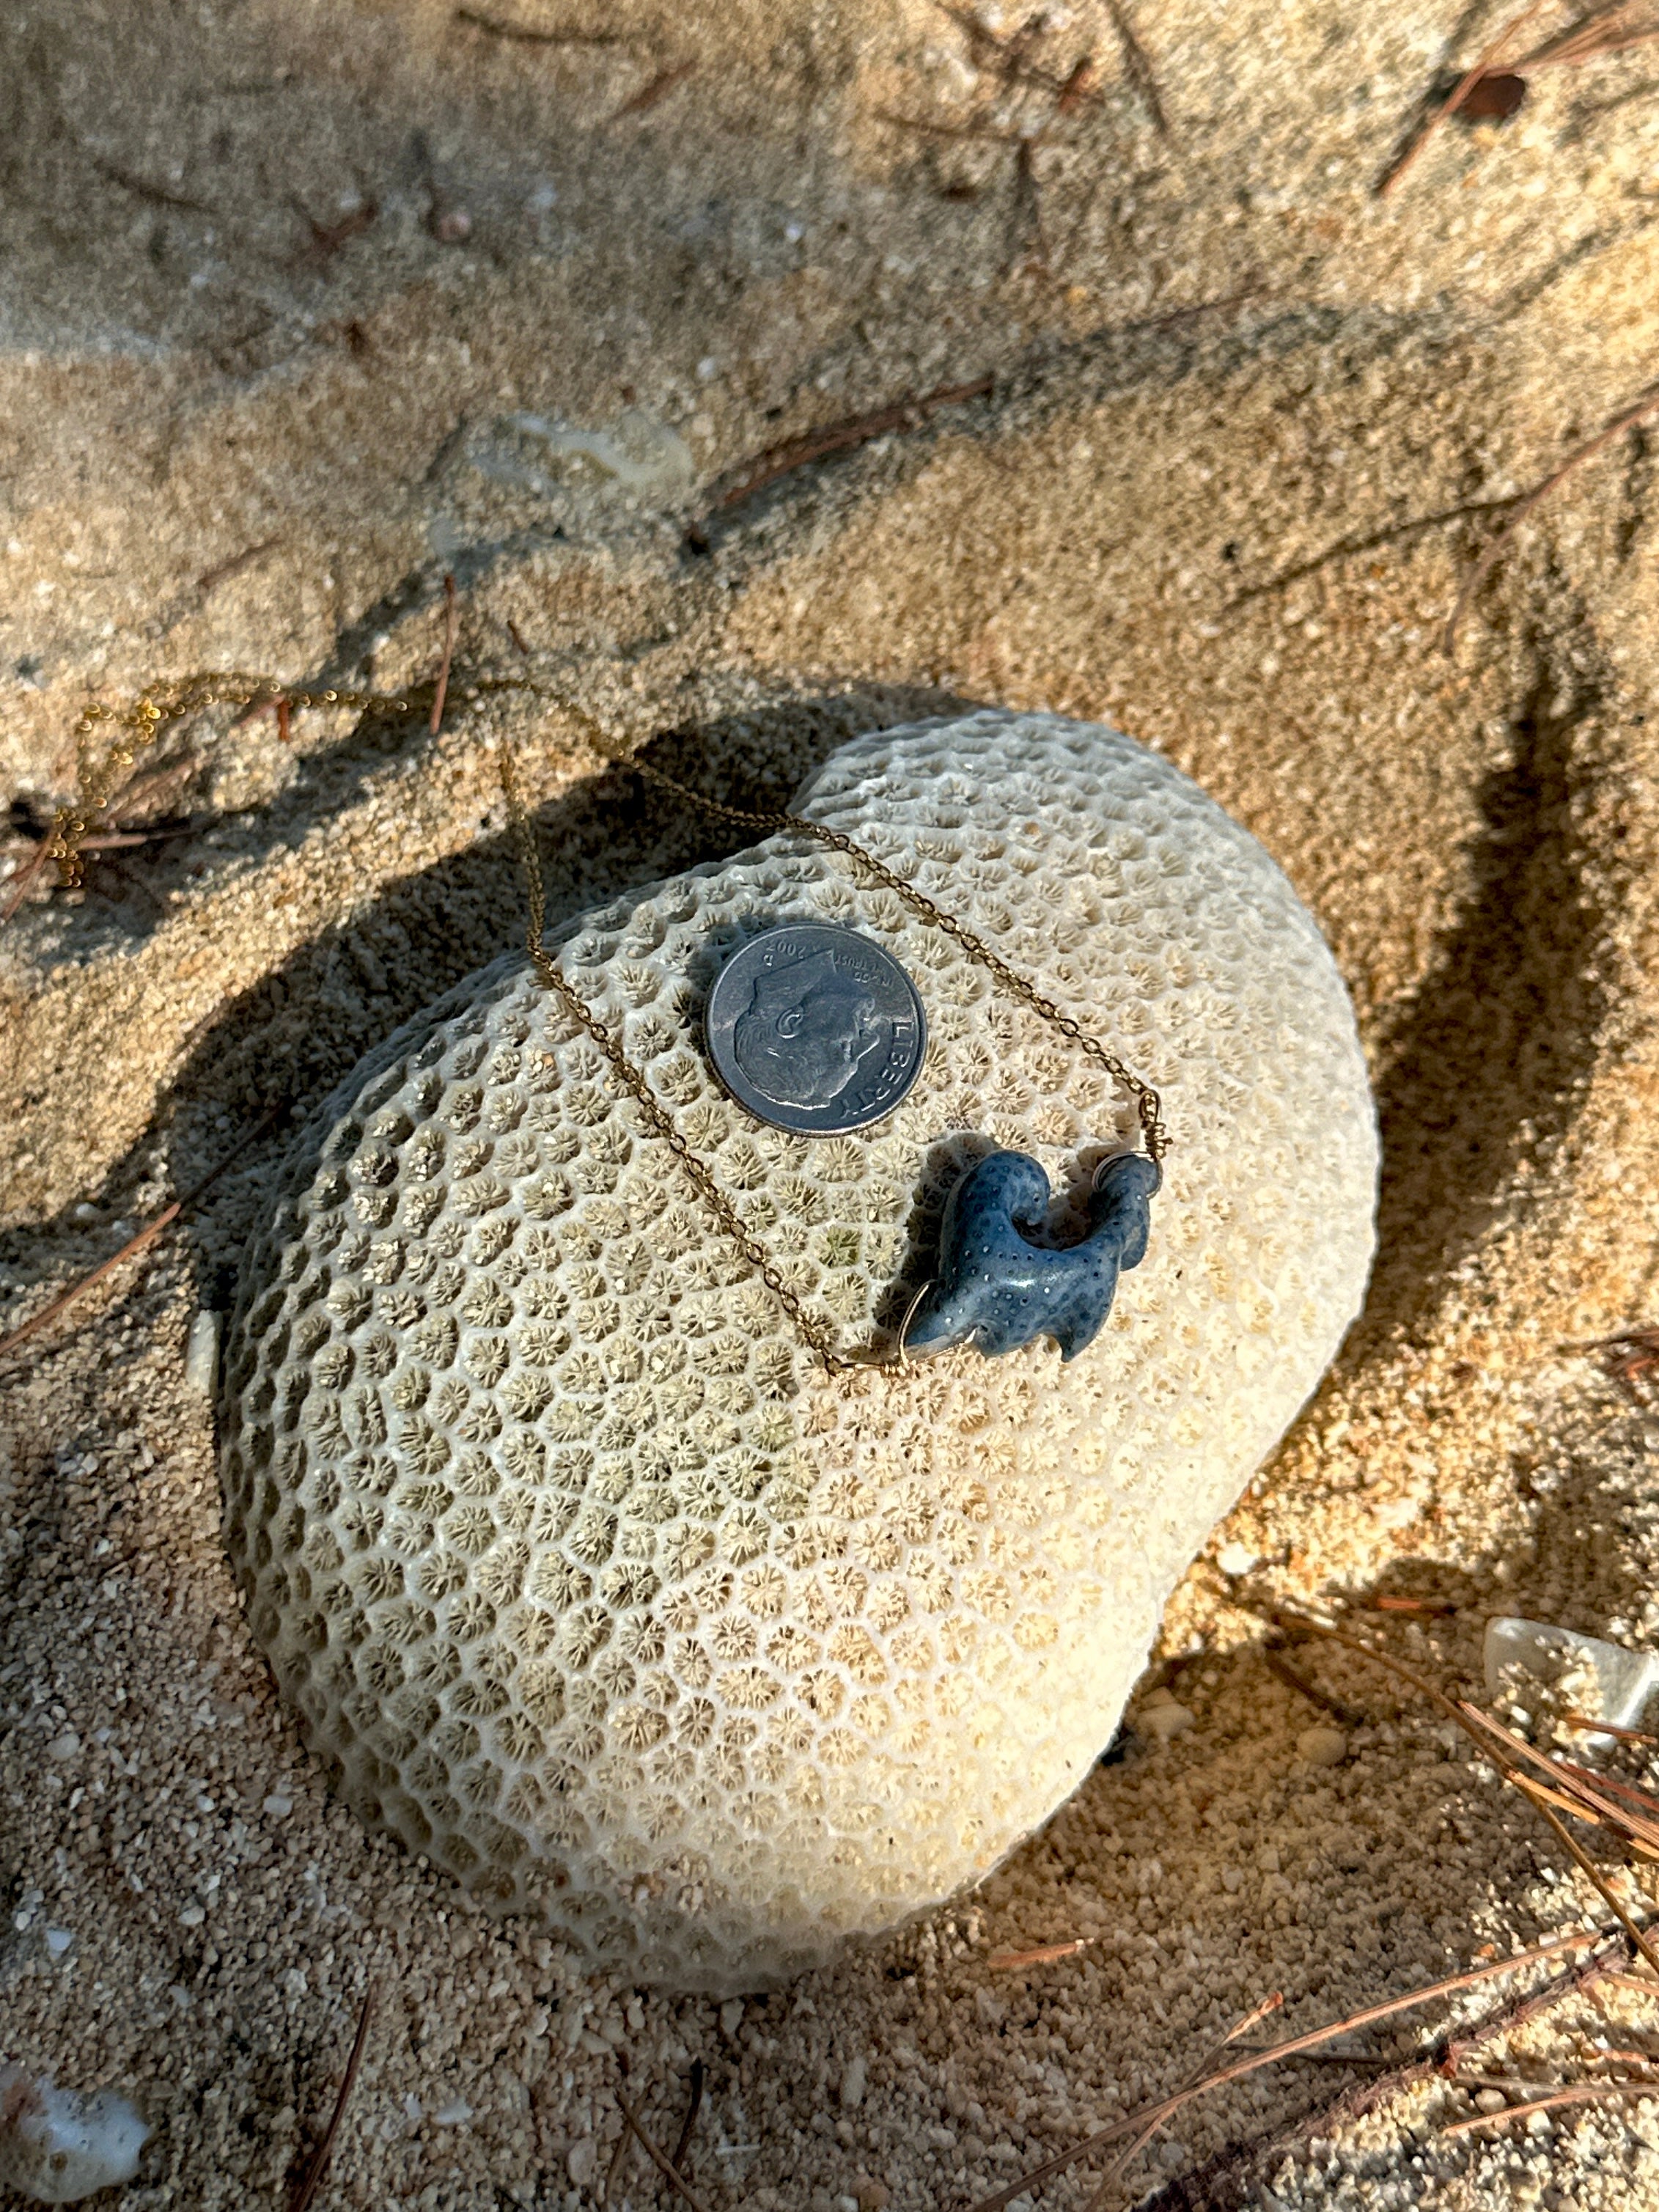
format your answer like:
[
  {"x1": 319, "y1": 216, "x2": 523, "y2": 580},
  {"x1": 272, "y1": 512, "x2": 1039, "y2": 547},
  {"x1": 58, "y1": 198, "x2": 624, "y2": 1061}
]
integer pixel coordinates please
[{"x1": 55, "y1": 673, "x2": 1168, "y2": 1374}]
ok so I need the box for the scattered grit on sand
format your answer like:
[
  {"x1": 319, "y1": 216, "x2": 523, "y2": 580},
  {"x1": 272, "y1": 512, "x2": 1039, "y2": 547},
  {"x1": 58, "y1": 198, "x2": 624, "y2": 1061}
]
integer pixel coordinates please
[{"x1": 4, "y1": 0, "x2": 1659, "y2": 2205}]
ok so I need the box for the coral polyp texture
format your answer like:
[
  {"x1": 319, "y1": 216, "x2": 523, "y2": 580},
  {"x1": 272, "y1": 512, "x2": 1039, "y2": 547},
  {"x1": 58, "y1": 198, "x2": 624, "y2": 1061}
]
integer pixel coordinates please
[{"x1": 221, "y1": 710, "x2": 1377, "y2": 1991}]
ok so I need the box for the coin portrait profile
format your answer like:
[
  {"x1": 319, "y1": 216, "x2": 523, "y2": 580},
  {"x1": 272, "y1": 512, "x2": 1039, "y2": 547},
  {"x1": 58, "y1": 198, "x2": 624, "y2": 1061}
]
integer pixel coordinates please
[
  {"x1": 731, "y1": 949, "x2": 885, "y2": 1109},
  {"x1": 705, "y1": 923, "x2": 927, "y2": 1135}
]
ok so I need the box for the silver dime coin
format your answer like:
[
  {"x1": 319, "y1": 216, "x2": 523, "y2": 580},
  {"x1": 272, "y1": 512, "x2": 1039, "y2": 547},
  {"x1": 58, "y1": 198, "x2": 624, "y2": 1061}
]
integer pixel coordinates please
[{"x1": 705, "y1": 922, "x2": 927, "y2": 1136}]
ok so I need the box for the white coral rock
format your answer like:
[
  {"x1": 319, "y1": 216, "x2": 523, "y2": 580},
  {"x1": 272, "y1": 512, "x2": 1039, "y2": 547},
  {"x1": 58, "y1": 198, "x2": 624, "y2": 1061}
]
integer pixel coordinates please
[
  {"x1": 0, "y1": 2067, "x2": 150, "y2": 2204},
  {"x1": 221, "y1": 710, "x2": 1376, "y2": 1991}
]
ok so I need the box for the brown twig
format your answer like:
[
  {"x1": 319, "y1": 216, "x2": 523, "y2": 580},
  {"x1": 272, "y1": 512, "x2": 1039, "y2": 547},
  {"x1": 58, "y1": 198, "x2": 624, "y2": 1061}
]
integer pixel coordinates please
[
  {"x1": 196, "y1": 538, "x2": 282, "y2": 598},
  {"x1": 1367, "y1": 1595, "x2": 1458, "y2": 1615},
  {"x1": 1456, "y1": 1700, "x2": 1659, "y2": 1861},
  {"x1": 1443, "y1": 378, "x2": 1659, "y2": 651},
  {"x1": 288, "y1": 1981, "x2": 378, "y2": 2212},
  {"x1": 430, "y1": 573, "x2": 458, "y2": 736},
  {"x1": 292, "y1": 197, "x2": 379, "y2": 263},
  {"x1": 613, "y1": 59, "x2": 696, "y2": 117},
  {"x1": 454, "y1": 4, "x2": 620, "y2": 43},
  {"x1": 1, "y1": 840, "x2": 54, "y2": 924},
  {"x1": 1106, "y1": 0, "x2": 1171, "y2": 136},
  {"x1": 1441, "y1": 2079, "x2": 1654, "y2": 2134},
  {"x1": 706, "y1": 374, "x2": 993, "y2": 515},
  {"x1": 62, "y1": 830, "x2": 186, "y2": 853},
  {"x1": 1376, "y1": 0, "x2": 1553, "y2": 197},
  {"x1": 1516, "y1": 1783, "x2": 1659, "y2": 1981},
  {"x1": 1273, "y1": 1617, "x2": 1659, "y2": 1981},
  {"x1": 671, "y1": 2059, "x2": 705, "y2": 2175},
  {"x1": 1132, "y1": 1934, "x2": 1631, "y2": 2212},
  {"x1": 1264, "y1": 1643, "x2": 1366, "y2": 1727},
  {"x1": 1564, "y1": 1711, "x2": 1659, "y2": 1744},
  {"x1": 988, "y1": 1939, "x2": 1092, "y2": 1970},
  {"x1": 88, "y1": 151, "x2": 211, "y2": 211},
  {"x1": 1574, "y1": 1323, "x2": 1659, "y2": 1397},
  {"x1": 1517, "y1": 4, "x2": 1659, "y2": 71},
  {"x1": 0, "y1": 1101, "x2": 287, "y2": 1364},
  {"x1": 614, "y1": 2088, "x2": 715, "y2": 2212},
  {"x1": 1054, "y1": 56, "x2": 1100, "y2": 117},
  {"x1": 965, "y1": 1928, "x2": 1622, "y2": 2212},
  {"x1": 603, "y1": 2051, "x2": 634, "y2": 2205},
  {"x1": 1081, "y1": 1994, "x2": 1283, "y2": 2212}
]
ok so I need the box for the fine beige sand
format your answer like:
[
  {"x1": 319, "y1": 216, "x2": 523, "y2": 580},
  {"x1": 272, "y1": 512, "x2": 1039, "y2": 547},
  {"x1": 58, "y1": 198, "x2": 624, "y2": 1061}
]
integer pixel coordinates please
[{"x1": 5, "y1": 1, "x2": 1659, "y2": 2206}]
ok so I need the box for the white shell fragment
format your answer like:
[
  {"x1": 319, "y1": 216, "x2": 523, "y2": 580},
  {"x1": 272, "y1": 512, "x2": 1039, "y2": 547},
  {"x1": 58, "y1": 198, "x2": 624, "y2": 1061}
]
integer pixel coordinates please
[
  {"x1": 0, "y1": 2066, "x2": 150, "y2": 2205},
  {"x1": 221, "y1": 710, "x2": 1377, "y2": 1991},
  {"x1": 1484, "y1": 1617, "x2": 1659, "y2": 1746},
  {"x1": 184, "y1": 1308, "x2": 221, "y2": 1395}
]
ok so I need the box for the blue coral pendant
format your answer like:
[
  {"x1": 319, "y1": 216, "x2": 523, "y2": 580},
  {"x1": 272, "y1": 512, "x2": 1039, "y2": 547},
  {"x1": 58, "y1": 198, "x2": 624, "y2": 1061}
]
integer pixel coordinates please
[{"x1": 903, "y1": 1150, "x2": 1160, "y2": 1362}]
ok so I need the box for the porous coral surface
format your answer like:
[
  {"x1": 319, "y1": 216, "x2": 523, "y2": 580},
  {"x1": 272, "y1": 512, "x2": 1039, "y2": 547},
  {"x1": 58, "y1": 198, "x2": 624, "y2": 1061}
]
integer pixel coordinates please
[{"x1": 220, "y1": 711, "x2": 1377, "y2": 1990}]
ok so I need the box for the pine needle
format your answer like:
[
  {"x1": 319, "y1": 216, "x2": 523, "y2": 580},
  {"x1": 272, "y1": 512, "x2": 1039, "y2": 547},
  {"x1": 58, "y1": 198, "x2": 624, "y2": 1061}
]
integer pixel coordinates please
[{"x1": 288, "y1": 1982, "x2": 378, "y2": 2212}]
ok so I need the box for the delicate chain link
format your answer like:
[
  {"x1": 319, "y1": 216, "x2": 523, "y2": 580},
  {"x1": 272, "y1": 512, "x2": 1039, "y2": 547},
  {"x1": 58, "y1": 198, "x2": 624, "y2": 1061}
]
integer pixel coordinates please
[
  {"x1": 500, "y1": 753, "x2": 854, "y2": 1374},
  {"x1": 54, "y1": 677, "x2": 410, "y2": 886},
  {"x1": 622, "y1": 757, "x2": 1168, "y2": 1165},
  {"x1": 52, "y1": 670, "x2": 1167, "y2": 1370}
]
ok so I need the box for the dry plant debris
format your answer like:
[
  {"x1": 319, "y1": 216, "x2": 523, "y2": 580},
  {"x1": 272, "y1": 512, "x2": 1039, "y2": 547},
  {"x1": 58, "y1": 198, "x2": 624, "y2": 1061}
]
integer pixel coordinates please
[
  {"x1": 0, "y1": 1101, "x2": 286, "y2": 1364},
  {"x1": 987, "y1": 1939, "x2": 1094, "y2": 1970},
  {"x1": 613, "y1": 2084, "x2": 713, "y2": 2212},
  {"x1": 1273, "y1": 1614, "x2": 1659, "y2": 1988},
  {"x1": 1576, "y1": 1324, "x2": 1659, "y2": 1400},
  {"x1": 1443, "y1": 376, "x2": 1659, "y2": 650},
  {"x1": 968, "y1": 1929, "x2": 1633, "y2": 2212},
  {"x1": 613, "y1": 59, "x2": 697, "y2": 120},
  {"x1": 1133, "y1": 1936, "x2": 1639, "y2": 2211},
  {"x1": 1379, "y1": 1, "x2": 1659, "y2": 194},
  {"x1": 1376, "y1": 0, "x2": 1556, "y2": 197},
  {"x1": 701, "y1": 372, "x2": 995, "y2": 519},
  {"x1": 452, "y1": 5, "x2": 622, "y2": 47},
  {"x1": 430, "y1": 571, "x2": 459, "y2": 736},
  {"x1": 286, "y1": 1982, "x2": 378, "y2": 2212},
  {"x1": 874, "y1": 4, "x2": 1166, "y2": 267}
]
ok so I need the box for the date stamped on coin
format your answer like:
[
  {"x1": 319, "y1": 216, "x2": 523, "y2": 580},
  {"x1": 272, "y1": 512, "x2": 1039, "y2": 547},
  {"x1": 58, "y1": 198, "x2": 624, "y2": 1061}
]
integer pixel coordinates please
[{"x1": 705, "y1": 922, "x2": 927, "y2": 1135}]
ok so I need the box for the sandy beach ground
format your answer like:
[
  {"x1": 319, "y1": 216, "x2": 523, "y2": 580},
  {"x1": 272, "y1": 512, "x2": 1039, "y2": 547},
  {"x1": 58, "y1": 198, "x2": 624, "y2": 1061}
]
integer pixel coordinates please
[{"x1": 5, "y1": 1, "x2": 1659, "y2": 2205}]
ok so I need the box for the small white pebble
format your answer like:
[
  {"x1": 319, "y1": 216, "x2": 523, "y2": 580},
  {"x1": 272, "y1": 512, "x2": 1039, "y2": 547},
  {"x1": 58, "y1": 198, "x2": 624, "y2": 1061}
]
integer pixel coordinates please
[
  {"x1": 567, "y1": 2138, "x2": 597, "y2": 2186},
  {"x1": 1139, "y1": 1699, "x2": 1194, "y2": 1743},
  {"x1": 178, "y1": 1904, "x2": 205, "y2": 1928},
  {"x1": 1215, "y1": 1542, "x2": 1258, "y2": 1576},
  {"x1": 44, "y1": 1928, "x2": 73, "y2": 1958},
  {"x1": 47, "y1": 1733, "x2": 81, "y2": 1762},
  {"x1": 1474, "y1": 2089, "x2": 1508, "y2": 2114},
  {"x1": 183, "y1": 1309, "x2": 220, "y2": 1395},
  {"x1": 262, "y1": 1794, "x2": 293, "y2": 1818},
  {"x1": 433, "y1": 2098, "x2": 472, "y2": 2126},
  {"x1": 1297, "y1": 1724, "x2": 1348, "y2": 1767},
  {"x1": 696, "y1": 356, "x2": 718, "y2": 381},
  {"x1": 839, "y1": 2056, "x2": 867, "y2": 2110},
  {"x1": 402, "y1": 2093, "x2": 423, "y2": 2123},
  {"x1": 719, "y1": 1999, "x2": 744, "y2": 2039}
]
